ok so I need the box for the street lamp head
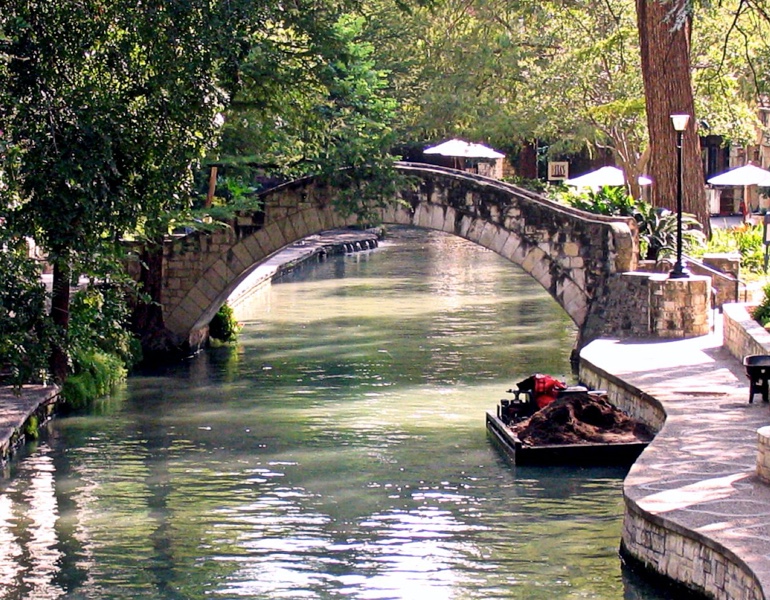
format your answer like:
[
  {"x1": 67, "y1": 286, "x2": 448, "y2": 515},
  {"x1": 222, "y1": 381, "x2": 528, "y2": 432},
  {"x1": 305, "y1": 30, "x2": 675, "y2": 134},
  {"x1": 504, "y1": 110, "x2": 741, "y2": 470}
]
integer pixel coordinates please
[{"x1": 670, "y1": 114, "x2": 690, "y2": 132}]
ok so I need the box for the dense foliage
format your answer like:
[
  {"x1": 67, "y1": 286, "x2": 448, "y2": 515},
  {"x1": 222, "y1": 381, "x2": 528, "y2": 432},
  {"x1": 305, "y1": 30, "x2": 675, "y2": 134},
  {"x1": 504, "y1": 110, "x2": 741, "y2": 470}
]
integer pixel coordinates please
[
  {"x1": 209, "y1": 303, "x2": 242, "y2": 343},
  {"x1": 551, "y1": 186, "x2": 636, "y2": 217},
  {"x1": 0, "y1": 0, "x2": 402, "y2": 391},
  {"x1": 694, "y1": 223, "x2": 767, "y2": 275},
  {"x1": 752, "y1": 283, "x2": 770, "y2": 327},
  {"x1": 0, "y1": 235, "x2": 50, "y2": 387}
]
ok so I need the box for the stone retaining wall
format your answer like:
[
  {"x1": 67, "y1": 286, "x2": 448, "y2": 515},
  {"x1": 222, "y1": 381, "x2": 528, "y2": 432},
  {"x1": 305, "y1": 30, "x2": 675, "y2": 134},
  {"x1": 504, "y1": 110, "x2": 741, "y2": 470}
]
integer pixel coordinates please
[
  {"x1": 723, "y1": 303, "x2": 770, "y2": 361},
  {"x1": 585, "y1": 272, "x2": 712, "y2": 348},
  {"x1": 578, "y1": 358, "x2": 763, "y2": 600},
  {"x1": 621, "y1": 506, "x2": 762, "y2": 600},
  {"x1": 0, "y1": 386, "x2": 60, "y2": 469},
  {"x1": 723, "y1": 305, "x2": 770, "y2": 494},
  {"x1": 649, "y1": 275, "x2": 711, "y2": 338},
  {"x1": 757, "y1": 427, "x2": 770, "y2": 484},
  {"x1": 578, "y1": 363, "x2": 665, "y2": 430}
]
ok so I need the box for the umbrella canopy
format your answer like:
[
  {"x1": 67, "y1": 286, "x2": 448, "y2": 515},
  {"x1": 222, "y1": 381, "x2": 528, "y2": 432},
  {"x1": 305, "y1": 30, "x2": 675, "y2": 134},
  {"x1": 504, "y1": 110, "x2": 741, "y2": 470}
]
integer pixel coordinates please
[
  {"x1": 564, "y1": 166, "x2": 652, "y2": 189},
  {"x1": 707, "y1": 164, "x2": 770, "y2": 186},
  {"x1": 424, "y1": 139, "x2": 505, "y2": 159}
]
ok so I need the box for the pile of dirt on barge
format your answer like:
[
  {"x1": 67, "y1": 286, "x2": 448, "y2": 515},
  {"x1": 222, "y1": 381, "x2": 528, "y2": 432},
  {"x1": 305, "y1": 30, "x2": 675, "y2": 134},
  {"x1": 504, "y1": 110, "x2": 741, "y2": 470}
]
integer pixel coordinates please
[{"x1": 512, "y1": 392, "x2": 655, "y2": 447}]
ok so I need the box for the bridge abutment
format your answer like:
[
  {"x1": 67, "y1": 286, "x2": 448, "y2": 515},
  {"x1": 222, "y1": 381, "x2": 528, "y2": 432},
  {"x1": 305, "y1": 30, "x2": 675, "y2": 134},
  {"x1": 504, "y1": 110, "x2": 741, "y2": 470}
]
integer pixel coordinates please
[{"x1": 583, "y1": 271, "x2": 712, "y2": 345}]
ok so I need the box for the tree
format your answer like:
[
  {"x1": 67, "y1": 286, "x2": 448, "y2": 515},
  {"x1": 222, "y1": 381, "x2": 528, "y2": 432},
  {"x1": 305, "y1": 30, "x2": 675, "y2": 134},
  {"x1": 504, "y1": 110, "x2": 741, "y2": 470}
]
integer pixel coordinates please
[
  {"x1": 691, "y1": 1, "x2": 763, "y2": 148},
  {"x1": 0, "y1": 0, "x2": 256, "y2": 381},
  {"x1": 365, "y1": 0, "x2": 651, "y2": 195},
  {"x1": 216, "y1": 12, "x2": 401, "y2": 219},
  {"x1": 637, "y1": 0, "x2": 708, "y2": 232}
]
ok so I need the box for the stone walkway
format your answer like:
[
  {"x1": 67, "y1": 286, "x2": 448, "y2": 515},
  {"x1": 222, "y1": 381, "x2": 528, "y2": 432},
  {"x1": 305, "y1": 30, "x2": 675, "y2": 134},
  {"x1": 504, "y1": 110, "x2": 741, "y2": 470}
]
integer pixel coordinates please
[
  {"x1": 0, "y1": 385, "x2": 58, "y2": 464},
  {"x1": 581, "y1": 320, "x2": 770, "y2": 598}
]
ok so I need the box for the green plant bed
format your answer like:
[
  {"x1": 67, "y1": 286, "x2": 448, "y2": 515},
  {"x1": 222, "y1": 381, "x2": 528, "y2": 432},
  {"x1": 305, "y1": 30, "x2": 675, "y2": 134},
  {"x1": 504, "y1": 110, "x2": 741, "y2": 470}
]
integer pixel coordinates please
[
  {"x1": 752, "y1": 283, "x2": 770, "y2": 328},
  {"x1": 61, "y1": 349, "x2": 127, "y2": 411}
]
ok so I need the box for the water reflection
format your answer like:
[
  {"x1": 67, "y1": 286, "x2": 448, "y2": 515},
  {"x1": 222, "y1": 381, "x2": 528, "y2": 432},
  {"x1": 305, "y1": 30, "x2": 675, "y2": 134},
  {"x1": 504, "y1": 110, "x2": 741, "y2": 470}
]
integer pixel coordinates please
[{"x1": 0, "y1": 227, "x2": 672, "y2": 599}]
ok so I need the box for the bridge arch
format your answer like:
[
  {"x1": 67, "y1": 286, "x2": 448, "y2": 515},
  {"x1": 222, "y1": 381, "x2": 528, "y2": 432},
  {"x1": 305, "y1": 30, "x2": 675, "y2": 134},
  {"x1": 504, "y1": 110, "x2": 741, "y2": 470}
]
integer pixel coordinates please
[{"x1": 153, "y1": 163, "x2": 637, "y2": 352}]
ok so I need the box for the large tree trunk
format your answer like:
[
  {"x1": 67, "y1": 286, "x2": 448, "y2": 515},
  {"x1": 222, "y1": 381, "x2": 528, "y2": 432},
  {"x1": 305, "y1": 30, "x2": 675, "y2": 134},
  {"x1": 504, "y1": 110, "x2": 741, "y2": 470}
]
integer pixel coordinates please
[
  {"x1": 49, "y1": 258, "x2": 71, "y2": 384},
  {"x1": 637, "y1": 0, "x2": 710, "y2": 236}
]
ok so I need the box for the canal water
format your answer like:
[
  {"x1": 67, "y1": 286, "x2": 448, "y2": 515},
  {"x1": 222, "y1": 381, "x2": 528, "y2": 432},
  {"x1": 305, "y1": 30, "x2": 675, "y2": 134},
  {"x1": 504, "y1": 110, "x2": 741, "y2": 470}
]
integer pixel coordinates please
[{"x1": 0, "y1": 227, "x2": 670, "y2": 599}]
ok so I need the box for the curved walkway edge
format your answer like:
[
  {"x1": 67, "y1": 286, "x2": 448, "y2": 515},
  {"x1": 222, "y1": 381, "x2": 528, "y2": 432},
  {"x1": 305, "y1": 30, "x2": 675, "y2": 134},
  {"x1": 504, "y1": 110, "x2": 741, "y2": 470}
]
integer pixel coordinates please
[
  {"x1": 0, "y1": 385, "x2": 59, "y2": 470},
  {"x1": 579, "y1": 323, "x2": 770, "y2": 600}
]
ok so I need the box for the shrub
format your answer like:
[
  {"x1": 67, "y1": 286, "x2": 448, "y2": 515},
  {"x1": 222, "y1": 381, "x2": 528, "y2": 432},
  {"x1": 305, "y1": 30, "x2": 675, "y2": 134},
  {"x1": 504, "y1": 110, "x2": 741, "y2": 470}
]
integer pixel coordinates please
[
  {"x1": 56, "y1": 283, "x2": 140, "y2": 410},
  {"x1": 550, "y1": 185, "x2": 706, "y2": 261},
  {"x1": 695, "y1": 223, "x2": 765, "y2": 275},
  {"x1": 554, "y1": 185, "x2": 636, "y2": 216},
  {"x1": 503, "y1": 176, "x2": 551, "y2": 193},
  {"x1": 68, "y1": 284, "x2": 142, "y2": 368},
  {"x1": 633, "y1": 203, "x2": 705, "y2": 261},
  {"x1": 209, "y1": 303, "x2": 241, "y2": 343},
  {"x1": 0, "y1": 236, "x2": 52, "y2": 387},
  {"x1": 24, "y1": 415, "x2": 39, "y2": 440}
]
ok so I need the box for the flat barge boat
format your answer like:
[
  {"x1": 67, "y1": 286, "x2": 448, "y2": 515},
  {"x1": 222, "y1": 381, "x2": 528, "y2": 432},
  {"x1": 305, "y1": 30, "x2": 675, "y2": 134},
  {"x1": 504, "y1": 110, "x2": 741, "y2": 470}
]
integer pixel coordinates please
[{"x1": 486, "y1": 375, "x2": 652, "y2": 466}]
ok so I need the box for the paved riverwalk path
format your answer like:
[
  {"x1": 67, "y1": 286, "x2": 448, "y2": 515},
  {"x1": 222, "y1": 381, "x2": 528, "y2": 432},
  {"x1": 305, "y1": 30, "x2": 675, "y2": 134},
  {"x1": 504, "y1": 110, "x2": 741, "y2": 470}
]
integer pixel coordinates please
[{"x1": 581, "y1": 322, "x2": 770, "y2": 598}]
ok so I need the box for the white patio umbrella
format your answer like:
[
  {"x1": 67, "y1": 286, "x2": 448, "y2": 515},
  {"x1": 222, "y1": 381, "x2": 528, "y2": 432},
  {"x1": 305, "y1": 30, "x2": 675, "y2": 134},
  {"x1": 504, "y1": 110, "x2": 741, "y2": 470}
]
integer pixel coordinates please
[
  {"x1": 707, "y1": 163, "x2": 770, "y2": 186},
  {"x1": 564, "y1": 166, "x2": 652, "y2": 189},
  {"x1": 423, "y1": 139, "x2": 505, "y2": 159},
  {"x1": 707, "y1": 164, "x2": 770, "y2": 218}
]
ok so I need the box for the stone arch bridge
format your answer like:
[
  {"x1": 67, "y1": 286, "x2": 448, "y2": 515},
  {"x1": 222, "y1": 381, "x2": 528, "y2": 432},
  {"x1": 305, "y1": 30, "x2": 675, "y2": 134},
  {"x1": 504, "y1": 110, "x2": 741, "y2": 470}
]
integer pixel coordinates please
[{"x1": 133, "y1": 163, "x2": 638, "y2": 353}]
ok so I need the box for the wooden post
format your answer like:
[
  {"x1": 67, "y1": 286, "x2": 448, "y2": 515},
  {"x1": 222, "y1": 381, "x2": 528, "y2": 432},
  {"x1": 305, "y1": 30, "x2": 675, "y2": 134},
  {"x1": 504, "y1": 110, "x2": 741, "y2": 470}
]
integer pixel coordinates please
[{"x1": 205, "y1": 166, "x2": 218, "y2": 208}]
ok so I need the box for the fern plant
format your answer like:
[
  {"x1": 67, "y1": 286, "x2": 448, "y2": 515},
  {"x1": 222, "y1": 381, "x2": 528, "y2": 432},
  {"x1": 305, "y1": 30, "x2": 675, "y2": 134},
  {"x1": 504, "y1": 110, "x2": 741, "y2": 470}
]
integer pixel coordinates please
[
  {"x1": 753, "y1": 283, "x2": 770, "y2": 327},
  {"x1": 632, "y1": 203, "x2": 705, "y2": 261}
]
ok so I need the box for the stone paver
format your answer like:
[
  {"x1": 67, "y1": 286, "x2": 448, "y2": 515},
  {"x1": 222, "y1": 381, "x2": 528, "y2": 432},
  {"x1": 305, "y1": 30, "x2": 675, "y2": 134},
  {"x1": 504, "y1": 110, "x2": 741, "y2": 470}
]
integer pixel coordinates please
[{"x1": 581, "y1": 320, "x2": 770, "y2": 597}]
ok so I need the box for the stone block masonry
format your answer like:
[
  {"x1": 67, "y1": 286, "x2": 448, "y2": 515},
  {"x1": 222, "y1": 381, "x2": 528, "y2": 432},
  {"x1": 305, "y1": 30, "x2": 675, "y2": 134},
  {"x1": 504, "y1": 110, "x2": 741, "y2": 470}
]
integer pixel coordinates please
[
  {"x1": 757, "y1": 427, "x2": 770, "y2": 484},
  {"x1": 723, "y1": 302, "x2": 770, "y2": 361},
  {"x1": 583, "y1": 272, "x2": 712, "y2": 345},
  {"x1": 0, "y1": 385, "x2": 59, "y2": 468},
  {"x1": 621, "y1": 509, "x2": 762, "y2": 600},
  {"x1": 648, "y1": 274, "x2": 711, "y2": 338}
]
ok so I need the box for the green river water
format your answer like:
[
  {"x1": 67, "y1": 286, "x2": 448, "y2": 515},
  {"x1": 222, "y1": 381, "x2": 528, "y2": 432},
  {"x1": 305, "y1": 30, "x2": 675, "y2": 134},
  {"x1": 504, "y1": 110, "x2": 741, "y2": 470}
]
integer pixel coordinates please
[{"x1": 0, "y1": 227, "x2": 671, "y2": 599}]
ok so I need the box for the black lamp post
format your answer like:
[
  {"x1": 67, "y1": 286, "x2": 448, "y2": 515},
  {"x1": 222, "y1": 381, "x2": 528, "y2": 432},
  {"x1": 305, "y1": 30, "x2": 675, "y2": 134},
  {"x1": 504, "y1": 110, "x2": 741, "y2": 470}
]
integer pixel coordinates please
[{"x1": 669, "y1": 114, "x2": 691, "y2": 279}]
